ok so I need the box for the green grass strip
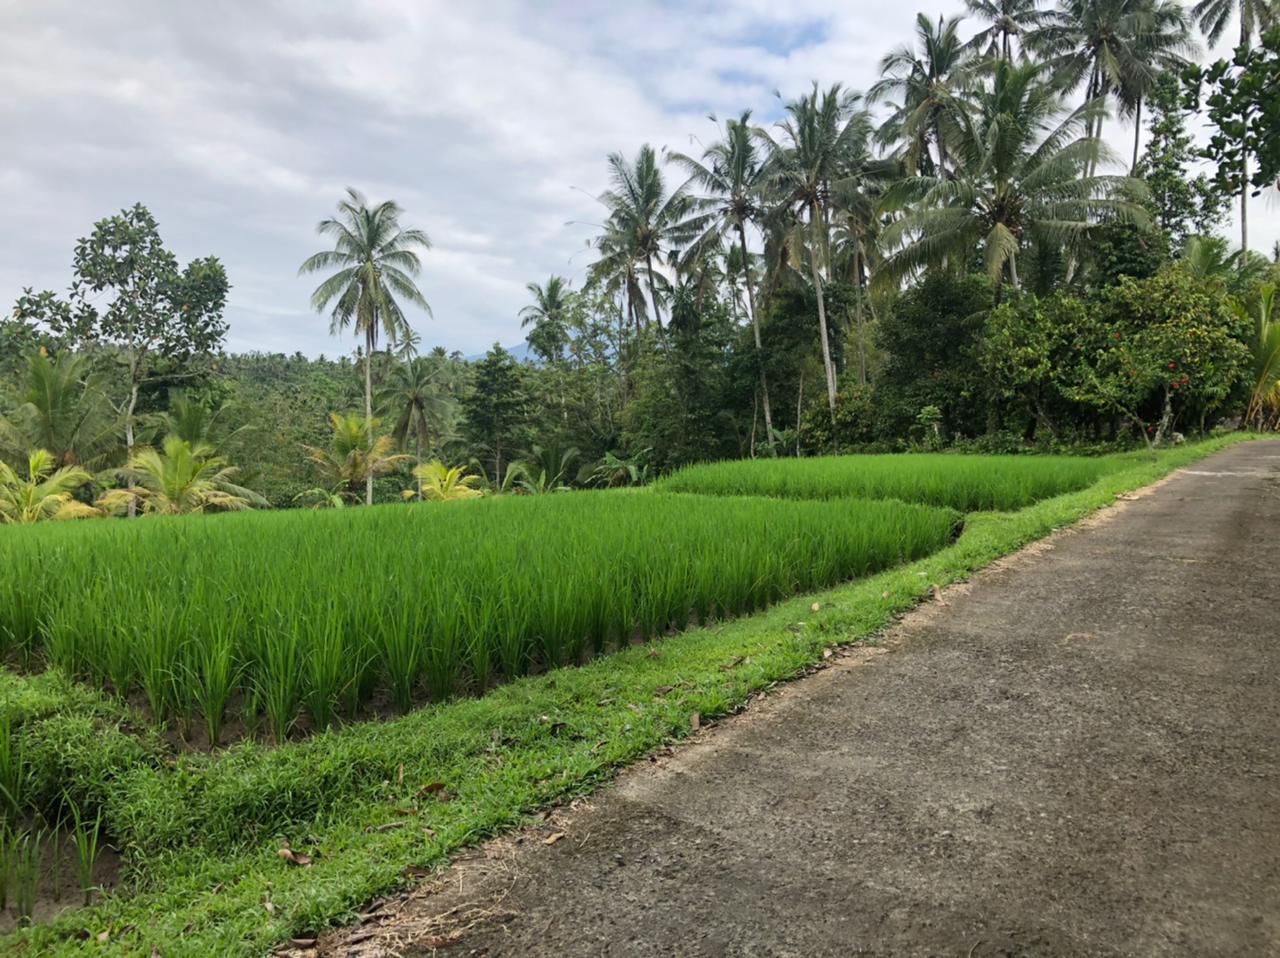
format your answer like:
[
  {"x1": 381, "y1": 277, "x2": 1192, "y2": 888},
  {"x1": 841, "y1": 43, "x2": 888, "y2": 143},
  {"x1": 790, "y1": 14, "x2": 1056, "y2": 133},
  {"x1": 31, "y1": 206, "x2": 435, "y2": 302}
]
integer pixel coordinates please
[{"x1": 3, "y1": 435, "x2": 1259, "y2": 957}]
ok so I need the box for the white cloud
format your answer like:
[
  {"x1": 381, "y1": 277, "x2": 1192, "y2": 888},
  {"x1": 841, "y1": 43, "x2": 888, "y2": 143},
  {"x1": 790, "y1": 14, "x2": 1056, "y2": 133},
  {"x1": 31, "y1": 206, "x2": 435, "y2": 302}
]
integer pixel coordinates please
[{"x1": 0, "y1": 0, "x2": 1271, "y2": 359}]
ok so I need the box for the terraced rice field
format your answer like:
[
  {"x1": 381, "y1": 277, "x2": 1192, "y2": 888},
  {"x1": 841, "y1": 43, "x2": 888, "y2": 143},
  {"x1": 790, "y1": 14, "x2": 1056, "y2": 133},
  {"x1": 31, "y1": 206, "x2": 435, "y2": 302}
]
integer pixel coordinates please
[
  {"x1": 0, "y1": 491, "x2": 955, "y2": 743},
  {"x1": 659, "y1": 453, "x2": 1122, "y2": 511}
]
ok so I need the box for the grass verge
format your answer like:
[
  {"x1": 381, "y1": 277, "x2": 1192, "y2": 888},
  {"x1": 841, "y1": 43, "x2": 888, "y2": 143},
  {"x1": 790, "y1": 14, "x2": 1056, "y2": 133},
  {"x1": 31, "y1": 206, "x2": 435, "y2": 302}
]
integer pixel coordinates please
[{"x1": 2, "y1": 435, "x2": 1257, "y2": 957}]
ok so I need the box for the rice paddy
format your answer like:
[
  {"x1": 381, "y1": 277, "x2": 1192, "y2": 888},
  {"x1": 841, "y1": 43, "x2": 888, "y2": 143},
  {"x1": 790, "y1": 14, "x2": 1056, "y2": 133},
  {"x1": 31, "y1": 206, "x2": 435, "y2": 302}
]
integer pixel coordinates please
[
  {"x1": 0, "y1": 491, "x2": 955, "y2": 743},
  {"x1": 658, "y1": 453, "x2": 1123, "y2": 511}
]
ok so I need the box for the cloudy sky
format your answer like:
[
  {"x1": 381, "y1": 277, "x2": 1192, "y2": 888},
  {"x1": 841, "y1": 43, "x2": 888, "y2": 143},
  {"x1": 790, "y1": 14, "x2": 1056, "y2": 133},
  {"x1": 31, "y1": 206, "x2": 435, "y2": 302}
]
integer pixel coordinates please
[{"x1": 0, "y1": 1, "x2": 1269, "y2": 358}]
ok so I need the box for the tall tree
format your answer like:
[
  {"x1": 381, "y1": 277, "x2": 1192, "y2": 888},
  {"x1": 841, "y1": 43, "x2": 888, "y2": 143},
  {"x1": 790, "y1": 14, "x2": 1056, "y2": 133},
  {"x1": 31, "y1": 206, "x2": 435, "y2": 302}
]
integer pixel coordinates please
[
  {"x1": 759, "y1": 84, "x2": 874, "y2": 417},
  {"x1": 591, "y1": 145, "x2": 699, "y2": 330},
  {"x1": 869, "y1": 14, "x2": 973, "y2": 177},
  {"x1": 519, "y1": 276, "x2": 575, "y2": 363},
  {"x1": 13, "y1": 204, "x2": 228, "y2": 507},
  {"x1": 300, "y1": 188, "x2": 432, "y2": 504},
  {"x1": 965, "y1": 0, "x2": 1051, "y2": 59},
  {"x1": 462, "y1": 345, "x2": 531, "y2": 484},
  {"x1": 1135, "y1": 72, "x2": 1228, "y2": 246},
  {"x1": 1035, "y1": 0, "x2": 1193, "y2": 174},
  {"x1": 878, "y1": 60, "x2": 1146, "y2": 290},
  {"x1": 669, "y1": 111, "x2": 776, "y2": 440},
  {"x1": 1184, "y1": 25, "x2": 1280, "y2": 252}
]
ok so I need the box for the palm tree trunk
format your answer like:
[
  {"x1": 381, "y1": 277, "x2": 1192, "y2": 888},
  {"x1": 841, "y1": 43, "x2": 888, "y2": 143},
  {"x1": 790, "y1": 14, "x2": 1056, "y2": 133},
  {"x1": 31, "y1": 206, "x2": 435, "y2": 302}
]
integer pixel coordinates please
[
  {"x1": 124, "y1": 364, "x2": 140, "y2": 519},
  {"x1": 1008, "y1": 251, "x2": 1021, "y2": 290},
  {"x1": 855, "y1": 258, "x2": 868, "y2": 387},
  {"x1": 1131, "y1": 95, "x2": 1143, "y2": 172},
  {"x1": 737, "y1": 222, "x2": 774, "y2": 441},
  {"x1": 364, "y1": 329, "x2": 374, "y2": 507},
  {"x1": 809, "y1": 211, "x2": 838, "y2": 419},
  {"x1": 645, "y1": 253, "x2": 663, "y2": 330}
]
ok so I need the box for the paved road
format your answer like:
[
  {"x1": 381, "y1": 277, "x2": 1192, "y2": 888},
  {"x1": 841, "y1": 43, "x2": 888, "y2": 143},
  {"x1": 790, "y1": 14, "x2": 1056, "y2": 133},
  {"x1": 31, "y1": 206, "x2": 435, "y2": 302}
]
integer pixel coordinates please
[{"x1": 330, "y1": 442, "x2": 1280, "y2": 957}]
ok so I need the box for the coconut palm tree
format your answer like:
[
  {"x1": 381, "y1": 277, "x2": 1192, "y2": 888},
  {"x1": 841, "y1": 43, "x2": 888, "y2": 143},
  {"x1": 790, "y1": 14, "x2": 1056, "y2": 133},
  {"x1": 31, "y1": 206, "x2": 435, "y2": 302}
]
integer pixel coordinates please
[
  {"x1": 965, "y1": 0, "x2": 1052, "y2": 59},
  {"x1": 407, "y1": 461, "x2": 485, "y2": 501},
  {"x1": 0, "y1": 351, "x2": 119, "y2": 470},
  {"x1": 830, "y1": 153, "x2": 900, "y2": 384},
  {"x1": 299, "y1": 188, "x2": 432, "y2": 504},
  {"x1": 376, "y1": 356, "x2": 457, "y2": 496},
  {"x1": 1034, "y1": 0, "x2": 1194, "y2": 174},
  {"x1": 878, "y1": 60, "x2": 1146, "y2": 290},
  {"x1": 868, "y1": 14, "x2": 974, "y2": 178},
  {"x1": 0, "y1": 450, "x2": 99, "y2": 524},
  {"x1": 759, "y1": 84, "x2": 875, "y2": 417},
  {"x1": 302, "y1": 413, "x2": 411, "y2": 504},
  {"x1": 97, "y1": 437, "x2": 265, "y2": 515},
  {"x1": 162, "y1": 391, "x2": 253, "y2": 456},
  {"x1": 1117, "y1": 0, "x2": 1198, "y2": 170},
  {"x1": 1191, "y1": 0, "x2": 1278, "y2": 44},
  {"x1": 519, "y1": 276, "x2": 575, "y2": 363},
  {"x1": 591, "y1": 145, "x2": 700, "y2": 330},
  {"x1": 1239, "y1": 283, "x2": 1280, "y2": 429},
  {"x1": 669, "y1": 111, "x2": 777, "y2": 440}
]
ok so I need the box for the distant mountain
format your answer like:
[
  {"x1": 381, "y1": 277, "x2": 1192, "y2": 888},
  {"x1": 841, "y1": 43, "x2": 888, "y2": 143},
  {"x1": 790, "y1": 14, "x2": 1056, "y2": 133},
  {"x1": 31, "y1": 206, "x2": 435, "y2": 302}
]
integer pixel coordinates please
[{"x1": 464, "y1": 341, "x2": 536, "y2": 363}]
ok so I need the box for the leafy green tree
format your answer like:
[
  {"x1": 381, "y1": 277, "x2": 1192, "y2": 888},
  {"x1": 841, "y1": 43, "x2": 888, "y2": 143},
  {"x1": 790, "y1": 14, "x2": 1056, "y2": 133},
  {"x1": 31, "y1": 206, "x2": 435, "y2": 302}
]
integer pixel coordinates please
[
  {"x1": 98, "y1": 437, "x2": 265, "y2": 515},
  {"x1": 1068, "y1": 265, "x2": 1250, "y2": 443},
  {"x1": 300, "y1": 188, "x2": 432, "y2": 504},
  {"x1": 13, "y1": 204, "x2": 229, "y2": 479},
  {"x1": 981, "y1": 292, "x2": 1103, "y2": 437},
  {"x1": 623, "y1": 293, "x2": 741, "y2": 469},
  {"x1": 1135, "y1": 73, "x2": 1228, "y2": 248},
  {"x1": 0, "y1": 450, "x2": 99, "y2": 524},
  {"x1": 462, "y1": 345, "x2": 531, "y2": 483},
  {"x1": 0, "y1": 351, "x2": 120, "y2": 469},
  {"x1": 1184, "y1": 26, "x2": 1280, "y2": 253},
  {"x1": 879, "y1": 60, "x2": 1146, "y2": 289},
  {"x1": 875, "y1": 273, "x2": 994, "y2": 439}
]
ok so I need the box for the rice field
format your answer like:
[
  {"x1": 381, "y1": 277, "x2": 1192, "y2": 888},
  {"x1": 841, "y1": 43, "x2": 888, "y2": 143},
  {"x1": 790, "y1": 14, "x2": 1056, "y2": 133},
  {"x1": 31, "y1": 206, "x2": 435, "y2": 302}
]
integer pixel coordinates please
[
  {"x1": 658, "y1": 453, "x2": 1122, "y2": 511},
  {"x1": 0, "y1": 492, "x2": 955, "y2": 743}
]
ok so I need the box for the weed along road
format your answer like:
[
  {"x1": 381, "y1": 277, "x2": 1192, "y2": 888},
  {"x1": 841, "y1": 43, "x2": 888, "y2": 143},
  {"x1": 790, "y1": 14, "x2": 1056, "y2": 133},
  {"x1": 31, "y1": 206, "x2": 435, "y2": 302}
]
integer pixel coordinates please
[{"x1": 320, "y1": 441, "x2": 1280, "y2": 957}]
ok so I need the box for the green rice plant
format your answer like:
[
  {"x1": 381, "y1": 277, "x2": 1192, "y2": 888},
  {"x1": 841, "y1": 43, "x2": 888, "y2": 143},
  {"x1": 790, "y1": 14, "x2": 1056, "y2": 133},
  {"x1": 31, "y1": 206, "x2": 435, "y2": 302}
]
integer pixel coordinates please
[
  {"x1": 305, "y1": 607, "x2": 349, "y2": 731},
  {"x1": 659, "y1": 453, "x2": 1122, "y2": 511},
  {"x1": 0, "y1": 825, "x2": 10, "y2": 910},
  {"x1": 185, "y1": 628, "x2": 241, "y2": 747},
  {"x1": 252, "y1": 616, "x2": 305, "y2": 743},
  {"x1": 0, "y1": 715, "x2": 27, "y2": 823},
  {"x1": 12, "y1": 827, "x2": 41, "y2": 925},
  {"x1": 67, "y1": 797, "x2": 103, "y2": 907},
  {"x1": 0, "y1": 492, "x2": 956, "y2": 740}
]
